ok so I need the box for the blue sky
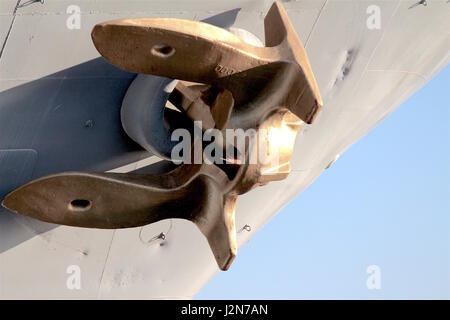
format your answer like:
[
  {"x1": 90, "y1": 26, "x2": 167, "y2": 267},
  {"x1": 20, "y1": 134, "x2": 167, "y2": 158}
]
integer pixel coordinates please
[{"x1": 197, "y1": 64, "x2": 450, "y2": 299}]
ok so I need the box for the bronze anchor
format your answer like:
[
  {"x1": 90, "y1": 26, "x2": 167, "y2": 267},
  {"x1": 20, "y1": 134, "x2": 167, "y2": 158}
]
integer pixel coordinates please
[{"x1": 2, "y1": 1, "x2": 322, "y2": 270}]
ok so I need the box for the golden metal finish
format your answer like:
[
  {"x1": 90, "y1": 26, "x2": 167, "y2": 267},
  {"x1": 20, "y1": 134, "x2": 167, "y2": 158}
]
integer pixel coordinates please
[
  {"x1": 2, "y1": 1, "x2": 322, "y2": 270},
  {"x1": 91, "y1": 1, "x2": 322, "y2": 124}
]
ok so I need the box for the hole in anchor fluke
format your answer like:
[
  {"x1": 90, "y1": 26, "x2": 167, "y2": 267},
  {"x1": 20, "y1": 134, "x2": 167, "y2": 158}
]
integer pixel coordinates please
[
  {"x1": 69, "y1": 199, "x2": 92, "y2": 211},
  {"x1": 151, "y1": 44, "x2": 175, "y2": 58}
]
